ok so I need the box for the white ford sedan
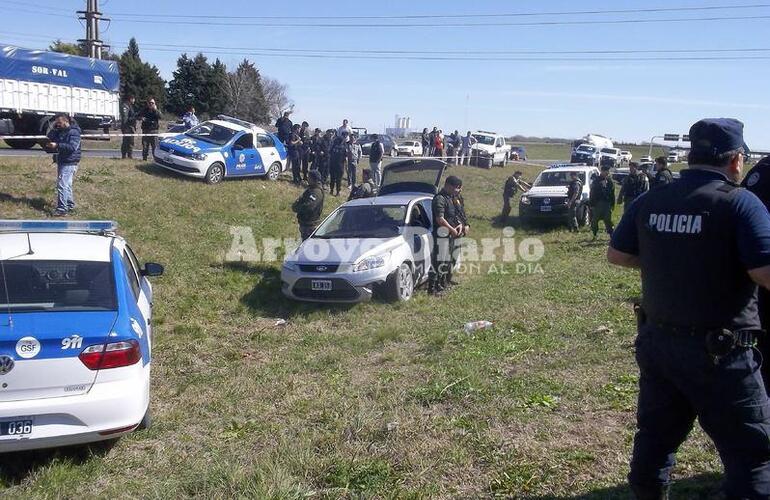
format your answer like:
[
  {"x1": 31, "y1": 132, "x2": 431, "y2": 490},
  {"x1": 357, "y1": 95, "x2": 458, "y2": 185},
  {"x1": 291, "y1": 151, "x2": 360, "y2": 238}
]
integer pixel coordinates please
[{"x1": 281, "y1": 159, "x2": 447, "y2": 303}]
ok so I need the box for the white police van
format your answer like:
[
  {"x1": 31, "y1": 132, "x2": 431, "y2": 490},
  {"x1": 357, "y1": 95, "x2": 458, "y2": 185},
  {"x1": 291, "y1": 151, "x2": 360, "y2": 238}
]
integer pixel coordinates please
[
  {"x1": 0, "y1": 220, "x2": 163, "y2": 452},
  {"x1": 154, "y1": 115, "x2": 288, "y2": 184}
]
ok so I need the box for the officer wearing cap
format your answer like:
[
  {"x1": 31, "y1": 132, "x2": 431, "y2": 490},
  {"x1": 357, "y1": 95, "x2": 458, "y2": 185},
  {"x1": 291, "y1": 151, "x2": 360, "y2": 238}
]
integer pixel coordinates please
[
  {"x1": 291, "y1": 170, "x2": 325, "y2": 240},
  {"x1": 652, "y1": 156, "x2": 674, "y2": 189},
  {"x1": 429, "y1": 176, "x2": 463, "y2": 295},
  {"x1": 589, "y1": 165, "x2": 615, "y2": 240},
  {"x1": 608, "y1": 118, "x2": 770, "y2": 499}
]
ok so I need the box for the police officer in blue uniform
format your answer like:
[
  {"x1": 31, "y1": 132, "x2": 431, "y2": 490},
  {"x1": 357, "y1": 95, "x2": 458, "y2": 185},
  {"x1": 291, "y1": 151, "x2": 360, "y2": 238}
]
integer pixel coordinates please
[{"x1": 608, "y1": 118, "x2": 770, "y2": 499}]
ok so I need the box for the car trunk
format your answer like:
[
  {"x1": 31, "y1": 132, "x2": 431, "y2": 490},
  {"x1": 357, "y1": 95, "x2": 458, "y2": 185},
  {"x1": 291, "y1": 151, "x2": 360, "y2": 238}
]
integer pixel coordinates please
[
  {"x1": 378, "y1": 159, "x2": 446, "y2": 196},
  {"x1": 0, "y1": 311, "x2": 117, "y2": 402}
]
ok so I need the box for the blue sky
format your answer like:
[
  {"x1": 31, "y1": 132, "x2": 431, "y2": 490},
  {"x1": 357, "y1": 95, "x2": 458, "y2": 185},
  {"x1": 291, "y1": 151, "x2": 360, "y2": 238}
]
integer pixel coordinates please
[{"x1": 4, "y1": 0, "x2": 770, "y2": 148}]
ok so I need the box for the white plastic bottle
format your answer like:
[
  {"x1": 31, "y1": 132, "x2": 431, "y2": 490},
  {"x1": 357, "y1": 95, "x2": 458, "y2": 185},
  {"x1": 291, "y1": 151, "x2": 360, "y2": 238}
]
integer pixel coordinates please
[{"x1": 464, "y1": 321, "x2": 493, "y2": 333}]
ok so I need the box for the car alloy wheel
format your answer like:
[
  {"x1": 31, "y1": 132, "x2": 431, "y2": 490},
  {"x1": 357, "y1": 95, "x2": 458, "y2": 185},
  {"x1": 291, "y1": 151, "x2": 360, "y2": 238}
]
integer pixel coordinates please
[
  {"x1": 268, "y1": 162, "x2": 281, "y2": 181},
  {"x1": 206, "y1": 163, "x2": 224, "y2": 184},
  {"x1": 397, "y1": 263, "x2": 414, "y2": 301}
]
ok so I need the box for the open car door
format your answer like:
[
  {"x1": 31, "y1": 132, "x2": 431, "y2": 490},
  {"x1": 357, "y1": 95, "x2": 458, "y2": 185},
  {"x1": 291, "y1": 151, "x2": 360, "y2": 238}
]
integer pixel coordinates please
[{"x1": 378, "y1": 159, "x2": 447, "y2": 196}]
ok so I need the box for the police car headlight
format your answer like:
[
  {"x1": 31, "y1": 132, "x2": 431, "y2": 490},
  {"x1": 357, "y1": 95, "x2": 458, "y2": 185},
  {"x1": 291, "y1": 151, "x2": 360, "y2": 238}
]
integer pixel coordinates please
[
  {"x1": 353, "y1": 255, "x2": 387, "y2": 273},
  {"x1": 190, "y1": 152, "x2": 208, "y2": 161},
  {"x1": 520, "y1": 195, "x2": 531, "y2": 205},
  {"x1": 282, "y1": 261, "x2": 298, "y2": 272}
]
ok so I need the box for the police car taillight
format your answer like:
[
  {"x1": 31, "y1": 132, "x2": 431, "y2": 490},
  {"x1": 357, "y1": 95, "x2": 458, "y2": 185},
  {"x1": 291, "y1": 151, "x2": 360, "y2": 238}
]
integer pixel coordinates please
[{"x1": 79, "y1": 340, "x2": 141, "y2": 370}]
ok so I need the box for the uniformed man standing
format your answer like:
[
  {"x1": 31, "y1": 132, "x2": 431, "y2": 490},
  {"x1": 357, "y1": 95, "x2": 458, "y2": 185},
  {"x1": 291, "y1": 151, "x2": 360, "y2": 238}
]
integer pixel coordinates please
[
  {"x1": 318, "y1": 130, "x2": 334, "y2": 189},
  {"x1": 501, "y1": 171, "x2": 531, "y2": 221},
  {"x1": 566, "y1": 171, "x2": 583, "y2": 232},
  {"x1": 652, "y1": 156, "x2": 674, "y2": 189},
  {"x1": 428, "y1": 176, "x2": 463, "y2": 295},
  {"x1": 329, "y1": 131, "x2": 350, "y2": 196},
  {"x1": 275, "y1": 111, "x2": 293, "y2": 146},
  {"x1": 608, "y1": 118, "x2": 770, "y2": 499},
  {"x1": 288, "y1": 124, "x2": 303, "y2": 185},
  {"x1": 617, "y1": 162, "x2": 649, "y2": 213},
  {"x1": 741, "y1": 155, "x2": 770, "y2": 389},
  {"x1": 120, "y1": 96, "x2": 137, "y2": 160},
  {"x1": 292, "y1": 170, "x2": 325, "y2": 241},
  {"x1": 447, "y1": 184, "x2": 469, "y2": 287},
  {"x1": 140, "y1": 98, "x2": 161, "y2": 162},
  {"x1": 299, "y1": 121, "x2": 311, "y2": 182},
  {"x1": 589, "y1": 165, "x2": 615, "y2": 239}
]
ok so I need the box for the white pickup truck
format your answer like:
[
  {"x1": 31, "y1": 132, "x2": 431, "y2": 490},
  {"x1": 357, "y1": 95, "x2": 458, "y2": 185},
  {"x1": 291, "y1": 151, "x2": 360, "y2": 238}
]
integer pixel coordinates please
[{"x1": 471, "y1": 131, "x2": 512, "y2": 168}]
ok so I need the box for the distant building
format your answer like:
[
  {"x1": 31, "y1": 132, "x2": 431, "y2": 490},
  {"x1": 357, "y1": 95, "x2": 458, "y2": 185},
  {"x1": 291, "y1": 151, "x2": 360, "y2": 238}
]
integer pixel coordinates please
[{"x1": 386, "y1": 114, "x2": 413, "y2": 138}]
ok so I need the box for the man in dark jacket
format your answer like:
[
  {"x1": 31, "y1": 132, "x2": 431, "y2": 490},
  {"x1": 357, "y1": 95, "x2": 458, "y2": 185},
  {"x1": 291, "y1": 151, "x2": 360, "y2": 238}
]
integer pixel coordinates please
[
  {"x1": 652, "y1": 156, "x2": 674, "y2": 189},
  {"x1": 120, "y1": 96, "x2": 137, "y2": 159},
  {"x1": 589, "y1": 165, "x2": 615, "y2": 239},
  {"x1": 429, "y1": 176, "x2": 463, "y2": 295},
  {"x1": 566, "y1": 171, "x2": 583, "y2": 232},
  {"x1": 349, "y1": 169, "x2": 376, "y2": 200},
  {"x1": 617, "y1": 162, "x2": 650, "y2": 213},
  {"x1": 140, "y1": 97, "x2": 161, "y2": 161},
  {"x1": 501, "y1": 171, "x2": 531, "y2": 221},
  {"x1": 275, "y1": 111, "x2": 293, "y2": 146},
  {"x1": 328, "y1": 132, "x2": 350, "y2": 196},
  {"x1": 46, "y1": 114, "x2": 82, "y2": 216},
  {"x1": 299, "y1": 121, "x2": 311, "y2": 182},
  {"x1": 292, "y1": 170, "x2": 325, "y2": 240},
  {"x1": 288, "y1": 124, "x2": 303, "y2": 184}
]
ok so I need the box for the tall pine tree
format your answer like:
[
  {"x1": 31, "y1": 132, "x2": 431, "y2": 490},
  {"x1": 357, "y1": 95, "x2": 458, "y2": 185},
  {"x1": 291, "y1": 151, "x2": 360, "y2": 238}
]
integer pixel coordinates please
[
  {"x1": 165, "y1": 53, "x2": 215, "y2": 117},
  {"x1": 118, "y1": 38, "x2": 166, "y2": 108}
]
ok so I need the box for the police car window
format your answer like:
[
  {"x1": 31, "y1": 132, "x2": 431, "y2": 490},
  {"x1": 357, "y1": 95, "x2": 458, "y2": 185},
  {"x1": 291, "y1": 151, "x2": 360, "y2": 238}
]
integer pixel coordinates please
[
  {"x1": 125, "y1": 245, "x2": 143, "y2": 286},
  {"x1": 186, "y1": 123, "x2": 237, "y2": 146},
  {"x1": 257, "y1": 134, "x2": 274, "y2": 148},
  {"x1": 121, "y1": 252, "x2": 141, "y2": 299},
  {"x1": 0, "y1": 260, "x2": 116, "y2": 312},
  {"x1": 235, "y1": 133, "x2": 254, "y2": 149},
  {"x1": 473, "y1": 135, "x2": 495, "y2": 146},
  {"x1": 409, "y1": 204, "x2": 430, "y2": 228},
  {"x1": 314, "y1": 205, "x2": 407, "y2": 239}
]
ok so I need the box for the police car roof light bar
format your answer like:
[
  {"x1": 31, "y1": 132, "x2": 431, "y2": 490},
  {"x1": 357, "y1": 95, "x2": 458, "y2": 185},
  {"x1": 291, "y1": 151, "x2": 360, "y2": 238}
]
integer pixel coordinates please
[
  {"x1": 0, "y1": 220, "x2": 118, "y2": 234},
  {"x1": 216, "y1": 115, "x2": 257, "y2": 130}
]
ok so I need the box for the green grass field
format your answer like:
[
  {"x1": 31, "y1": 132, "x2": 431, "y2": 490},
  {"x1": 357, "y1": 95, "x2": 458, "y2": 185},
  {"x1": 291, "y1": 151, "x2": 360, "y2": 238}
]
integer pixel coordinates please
[{"x1": 0, "y1": 157, "x2": 721, "y2": 498}]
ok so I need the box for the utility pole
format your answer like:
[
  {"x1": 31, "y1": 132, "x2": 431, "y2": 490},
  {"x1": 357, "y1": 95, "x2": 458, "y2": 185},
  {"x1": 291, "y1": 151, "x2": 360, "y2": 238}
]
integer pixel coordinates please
[{"x1": 77, "y1": 0, "x2": 110, "y2": 59}]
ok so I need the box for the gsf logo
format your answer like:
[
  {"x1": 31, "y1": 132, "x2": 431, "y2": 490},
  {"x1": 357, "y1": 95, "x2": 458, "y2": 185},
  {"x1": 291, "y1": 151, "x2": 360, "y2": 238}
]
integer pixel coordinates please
[{"x1": 61, "y1": 335, "x2": 83, "y2": 350}]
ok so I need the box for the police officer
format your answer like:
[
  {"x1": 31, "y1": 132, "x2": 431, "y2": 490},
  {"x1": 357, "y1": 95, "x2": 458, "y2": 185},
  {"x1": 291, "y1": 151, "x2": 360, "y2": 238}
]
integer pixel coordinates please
[
  {"x1": 369, "y1": 134, "x2": 385, "y2": 189},
  {"x1": 608, "y1": 118, "x2": 770, "y2": 499},
  {"x1": 288, "y1": 124, "x2": 303, "y2": 184},
  {"x1": 617, "y1": 162, "x2": 650, "y2": 213},
  {"x1": 348, "y1": 169, "x2": 376, "y2": 200},
  {"x1": 318, "y1": 130, "x2": 334, "y2": 189},
  {"x1": 652, "y1": 156, "x2": 674, "y2": 189},
  {"x1": 589, "y1": 165, "x2": 615, "y2": 239},
  {"x1": 275, "y1": 111, "x2": 292, "y2": 146},
  {"x1": 291, "y1": 170, "x2": 325, "y2": 241},
  {"x1": 140, "y1": 97, "x2": 161, "y2": 162},
  {"x1": 447, "y1": 184, "x2": 469, "y2": 287},
  {"x1": 428, "y1": 176, "x2": 463, "y2": 295},
  {"x1": 329, "y1": 131, "x2": 350, "y2": 196},
  {"x1": 501, "y1": 171, "x2": 531, "y2": 221},
  {"x1": 120, "y1": 95, "x2": 137, "y2": 159},
  {"x1": 741, "y1": 155, "x2": 770, "y2": 389},
  {"x1": 566, "y1": 171, "x2": 583, "y2": 232},
  {"x1": 299, "y1": 121, "x2": 311, "y2": 182}
]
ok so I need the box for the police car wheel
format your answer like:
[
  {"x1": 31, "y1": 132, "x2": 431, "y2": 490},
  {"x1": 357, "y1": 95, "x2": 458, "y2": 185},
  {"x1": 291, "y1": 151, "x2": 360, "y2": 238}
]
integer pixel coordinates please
[
  {"x1": 205, "y1": 163, "x2": 225, "y2": 184},
  {"x1": 390, "y1": 148, "x2": 398, "y2": 158},
  {"x1": 386, "y1": 262, "x2": 414, "y2": 302},
  {"x1": 267, "y1": 162, "x2": 282, "y2": 181}
]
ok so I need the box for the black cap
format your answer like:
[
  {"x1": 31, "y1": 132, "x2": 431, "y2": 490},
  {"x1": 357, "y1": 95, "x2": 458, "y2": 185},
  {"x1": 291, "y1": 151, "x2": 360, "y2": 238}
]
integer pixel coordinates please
[
  {"x1": 689, "y1": 118, "x2": 748, "y2": 157},
  {"x1": 308, "y1": 170, "x2": 322, "y2": 183},
  {"x1": 446, "y1": 175, "x2": 462, "y2": 187}
]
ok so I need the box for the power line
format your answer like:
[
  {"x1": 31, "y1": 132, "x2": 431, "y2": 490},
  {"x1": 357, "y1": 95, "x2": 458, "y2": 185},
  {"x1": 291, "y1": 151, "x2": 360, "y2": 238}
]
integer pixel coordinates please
[
  {"x1": 4, "y1": 0, "x2": 72, "y2": 14},
  {"x1": 104, "y1": 3, "x2": 770, "y2": 20}
]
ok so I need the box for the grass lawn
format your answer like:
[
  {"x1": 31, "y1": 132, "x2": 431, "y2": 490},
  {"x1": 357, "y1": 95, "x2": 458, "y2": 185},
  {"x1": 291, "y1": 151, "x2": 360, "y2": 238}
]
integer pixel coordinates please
[{"x1": 0, "y1": 156, "x2": 721, "y2": 498}]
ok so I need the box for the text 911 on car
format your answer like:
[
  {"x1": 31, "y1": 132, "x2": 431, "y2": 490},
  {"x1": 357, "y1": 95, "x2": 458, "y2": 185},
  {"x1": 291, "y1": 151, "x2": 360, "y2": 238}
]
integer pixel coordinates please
[
  {"x1": 281, "y1": 159, "x2": 447, "y2": 303},
  {"x1": 154, "y1": 115, "x2": 287, "y2": 184},
  {"x1": 0, "y1": 220, "x2": 163, "y2": 452}
]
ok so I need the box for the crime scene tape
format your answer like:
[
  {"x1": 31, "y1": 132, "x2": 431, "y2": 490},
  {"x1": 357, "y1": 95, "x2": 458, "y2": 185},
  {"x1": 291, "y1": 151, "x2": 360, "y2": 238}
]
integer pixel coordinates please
[{"x1": 0, "y1": 133, "x2": 177, "y2": 140}]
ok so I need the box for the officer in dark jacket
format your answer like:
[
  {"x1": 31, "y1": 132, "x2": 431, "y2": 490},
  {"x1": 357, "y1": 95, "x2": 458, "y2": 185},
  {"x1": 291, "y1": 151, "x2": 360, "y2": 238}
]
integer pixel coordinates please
[
  {"x1": 589, "y1": 165, "x2": 615, "y2": 239},
  {"x1": 741, "y1": 155, "x2": 770, "y2": 390},
  {"x1": 328, "y1": 132, "x2": 350, "y2": 196},
  {"x1": 140, "y1": 98, "x2": 161, "y2": 161},
  {"x1": 447, "y1": 184, "x2": 469, "y2": 287},
  {"x1": 501, "y1": 171, "x2": 531, "y2": 221},
  {"x1": 299, "y1": 121, "x2": 311, "y2": 182},
  {"x1": 348, "y1": 169, "x2": 376, "y2": 201},
  {"x1": 275, "y1": 111, "x2": 292, "y2": 146},
  {"x1": 428, "y1": 176, "x2": 463, "y2": 295},
  {"x1": 292, "y1": 170, "x2": 325, "y2": 240},
  {"x1": 617, "y1": 162, "x2": 650, "y2": 213},
  {"x1": 288, "y1": 124, "x2": 303, "y2": 184},
  {"x1": 45, "y1": 114, "x2": 82, "y2": 216},
  {"x1": 566, "y1": 171, "x2": 583, "y2": 232},
  {"x1": 317, "y1": 130, "x2": 334, "y2": 188},
  {"x1": 609, "y1": 118, "x2": 770, "y2": 499},
  {"x1": 120, "y1": 96, "x2": 137, "y2": 159},
  {"x1": 652, "y1": 156, "x2": 674, "y2": 189}
]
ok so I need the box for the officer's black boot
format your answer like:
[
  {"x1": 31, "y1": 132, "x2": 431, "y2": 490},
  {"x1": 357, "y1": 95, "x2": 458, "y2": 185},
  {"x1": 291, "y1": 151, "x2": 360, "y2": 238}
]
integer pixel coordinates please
[{"x1": 630, "y1": 483, "x2": 670, "y2": 500}]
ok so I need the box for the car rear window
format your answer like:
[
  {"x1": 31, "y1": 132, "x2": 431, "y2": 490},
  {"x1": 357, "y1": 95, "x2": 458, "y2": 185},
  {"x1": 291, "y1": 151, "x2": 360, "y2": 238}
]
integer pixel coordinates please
[{"x1": 0, "y1": 260, "x2": 116, "y2": 312}]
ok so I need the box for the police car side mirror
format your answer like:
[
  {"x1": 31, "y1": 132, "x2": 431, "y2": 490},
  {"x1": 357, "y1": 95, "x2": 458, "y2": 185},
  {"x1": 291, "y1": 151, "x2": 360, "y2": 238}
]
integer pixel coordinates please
[{"x1": 141, "y1": 263, "x2": 165, "y2": 277}]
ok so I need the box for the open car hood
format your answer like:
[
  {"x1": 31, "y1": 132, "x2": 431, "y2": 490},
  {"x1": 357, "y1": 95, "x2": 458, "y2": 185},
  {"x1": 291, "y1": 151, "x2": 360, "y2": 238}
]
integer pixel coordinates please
[{"x1": 378, "y1": 159, "x2": 446, "y2": 196}]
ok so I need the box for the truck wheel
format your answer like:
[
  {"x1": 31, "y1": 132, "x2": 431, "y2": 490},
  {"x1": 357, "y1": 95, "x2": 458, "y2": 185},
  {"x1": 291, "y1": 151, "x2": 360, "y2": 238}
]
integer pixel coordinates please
[
  {"x1": 385, "y1": 262, "x2": 414, "y2": 302},
  {"x1": 267, "y1": 162, "x2": 282, "y2": 181},
  {"x1": 205, "y1": 163, "x2": 225, "y2": 184},
  {"x1": 4, "y1": 139, "x2": 37, "y2": 149}
]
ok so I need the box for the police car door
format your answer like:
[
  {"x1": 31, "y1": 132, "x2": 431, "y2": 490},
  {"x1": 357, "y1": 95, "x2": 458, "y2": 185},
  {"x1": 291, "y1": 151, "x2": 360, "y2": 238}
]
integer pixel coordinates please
[
  {"x1": 256, "y1": 133, "x2": 280, "y2": 175},
  {"x1": 408, "y1": 201, "x2": 432, "y2": 280},
  {"x1": 227, "y1": 133, "x2": 260, "y2": 177},
  {"x1": 121, "y1": 246, "x2": 152, "y2": 352}
]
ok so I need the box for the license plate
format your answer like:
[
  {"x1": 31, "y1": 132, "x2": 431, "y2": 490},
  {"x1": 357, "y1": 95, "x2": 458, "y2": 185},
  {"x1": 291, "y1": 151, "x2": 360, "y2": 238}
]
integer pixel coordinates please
[
  {"x1": 311, "y1": 280, "x2": 333, "y2": 291},
  {"x1": 540, "y1": 206, "x2": 552, "y2": 212},
  {"x1": 0, "y1": 418, "x2": 33, "y2": 436}
]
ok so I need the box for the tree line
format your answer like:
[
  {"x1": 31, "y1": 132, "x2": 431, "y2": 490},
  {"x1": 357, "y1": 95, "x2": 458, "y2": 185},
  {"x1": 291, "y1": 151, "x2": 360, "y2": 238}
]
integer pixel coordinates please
[{"x1": 49, "y1": 38, "x2": 291, "y2": 126}]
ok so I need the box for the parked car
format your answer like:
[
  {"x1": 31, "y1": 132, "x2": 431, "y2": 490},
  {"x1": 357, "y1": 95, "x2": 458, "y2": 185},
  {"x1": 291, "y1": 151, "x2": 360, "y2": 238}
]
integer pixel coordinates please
[
  {"x1": 359, "y1": 134, "x2": 399, "y2": 158},
  {"x1": 667, "y1": 151, "x2": 682, "y2": 163},
  {"x1": 281, "y1": 159, "x2": 447, "y2": 303},
  {"x1": 640, "y1": 155, "x2": 653, "y2": 164},
  {"x1": 619, "y1": 151, "x2": 633, "y2": 164},
  {"x1": 600, "y1": 147, "x2": 621, "y2": 168},
  {"x1": 570, "y1": 144, "x2": 601, "y2": 166},
  {"x1": 471, "y1": 131, "x2": 512, "y2": 168},
  {"x1": 0, "y1": 220, "x2": 163, "y2": 452},
  {"x1": 510, "y1": 146, "x2": 527, "y2": 161},
  {"x1": 154, "y1": 115, "x2": 287, "y2": 184},
  {"x1": 396, "y1": 140, "x2": 423, "y2": 157},
  {"x1": 519, "y1": 165, "x2": 600, "y2": 227}
]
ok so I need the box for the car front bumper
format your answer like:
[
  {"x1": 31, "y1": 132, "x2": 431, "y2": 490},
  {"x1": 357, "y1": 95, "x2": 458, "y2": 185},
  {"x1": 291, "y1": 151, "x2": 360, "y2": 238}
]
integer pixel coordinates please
[
  {"x1": 519, "y1": 202, "x2": 571, "y2": 220},
  {"x1": 281, "y1": 265, "x2": 393, "y2": 303},
  {"x1": 0, "y1": 365, "x2": 149, "y2": 453},
  {"x1": 153, "y1": 152, "x2": 207, "y2": 178}
]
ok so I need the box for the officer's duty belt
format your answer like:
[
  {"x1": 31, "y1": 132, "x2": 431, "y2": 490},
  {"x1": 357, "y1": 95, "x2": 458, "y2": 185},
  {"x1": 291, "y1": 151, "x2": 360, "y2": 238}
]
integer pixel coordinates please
[{"x1": 654, "y1": 323, "x2": 761, "y2": 348}]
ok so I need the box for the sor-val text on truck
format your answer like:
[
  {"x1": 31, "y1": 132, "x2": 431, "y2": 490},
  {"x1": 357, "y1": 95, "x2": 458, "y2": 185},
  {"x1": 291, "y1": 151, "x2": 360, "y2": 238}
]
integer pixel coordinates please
[{"x1": 0, "y1": 45, "x2": 120, "y2": 149}]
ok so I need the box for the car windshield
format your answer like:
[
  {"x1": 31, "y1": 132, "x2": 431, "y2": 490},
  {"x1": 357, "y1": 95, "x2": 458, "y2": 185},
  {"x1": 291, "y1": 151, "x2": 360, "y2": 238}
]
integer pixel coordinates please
[
  {"x1": 398, "y1": 142, "x2": 415, "y2": 146},
  {"x1": 473, "y1": 135, "x2": 495, "y2": 146},
  {"x1": 313, "y1": 205, "x2": 408, "y2": 239},
  {"x1": 0, "y1": 260, "x2": 116, "y2": 312},
  {"x1": 577, "y1": 145, "x2": 596, "y2": 153},
  {"x1": 185, "y1": 123, "x2": 238, "y2": 146},
  {"x1": 534, "y1": 171, "x2": 586, "y2": 187},
  {"x1": 601, "y1": 148, "x2": 618, "y2": 154},
  {"x1": 358, "y1": 135, "x2": 374, "y2": 144}
]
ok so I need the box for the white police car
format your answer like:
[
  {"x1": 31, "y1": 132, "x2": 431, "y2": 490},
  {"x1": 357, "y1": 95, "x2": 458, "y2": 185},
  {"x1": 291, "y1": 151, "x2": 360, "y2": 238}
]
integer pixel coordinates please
[
  {"x1": 0, "y1": 220, "x2": 163, "y2": 452},
  {"x1": 281, "y1": 159, "x2": 446, "y2": 303},
  {"x1": 154, "y1": 115, "x2": 288, "y2": 184}
]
